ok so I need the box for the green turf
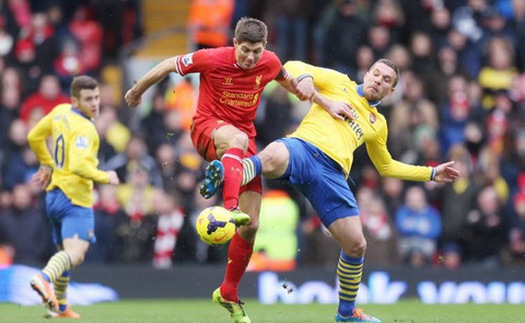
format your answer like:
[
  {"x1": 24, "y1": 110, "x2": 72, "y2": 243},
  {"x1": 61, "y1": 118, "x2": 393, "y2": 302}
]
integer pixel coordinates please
[{"x1": 1, "y1": 299, "x2": 524, "y2": 323}]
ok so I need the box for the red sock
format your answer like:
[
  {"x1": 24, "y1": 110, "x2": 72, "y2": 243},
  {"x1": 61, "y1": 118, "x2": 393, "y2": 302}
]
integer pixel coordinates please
[
  {"x1": 221, "y1": 147, "x2": 244, "y2": 210},
  {"x1": 220, "y1": 232, "x2": 253, "y2": 302}
]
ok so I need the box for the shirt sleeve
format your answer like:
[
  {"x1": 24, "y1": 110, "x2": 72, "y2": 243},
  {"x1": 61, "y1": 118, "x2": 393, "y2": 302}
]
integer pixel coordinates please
[
  {"x1": 68, "y1": 128, "x2": 110, "y2": 184},
  {"x1": 366, "y1": 123, "x2": 433, "y2": 181},
  {"x1": 284, "y1": 60, "x2": 343, "y2": 92},
  {"x1": 175, "y1": 49, "x2": 213, "y2": 76},
  {"x1": 27, "y1": 113, "x2": 54, "y2": 167}
]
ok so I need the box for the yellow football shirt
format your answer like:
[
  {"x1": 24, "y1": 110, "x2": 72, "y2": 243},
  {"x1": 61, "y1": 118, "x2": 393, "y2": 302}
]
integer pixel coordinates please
[
  {"x1": 284, "y1": 61, "x2": 432, "y2": 181},
  {"x1": 27, "y1": 104, "x2": 110, "y2": 207}
]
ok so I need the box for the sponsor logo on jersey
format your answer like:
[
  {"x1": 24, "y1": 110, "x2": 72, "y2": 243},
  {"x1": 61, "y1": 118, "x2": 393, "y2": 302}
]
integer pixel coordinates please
[
  {"x1": 223, "y1": 77, "x2": 233, "y2": 85},
  {"x1": 75, "y1": 136, "x2": 88, "y2": 149},
  {"x1": 181, "y1": 53, "x2": 194, "y2": 67}
]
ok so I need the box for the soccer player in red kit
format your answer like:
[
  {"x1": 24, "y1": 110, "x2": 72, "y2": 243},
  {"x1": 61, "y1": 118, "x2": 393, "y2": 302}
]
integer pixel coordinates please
[{"x1": 125, "y1": 17, "x2": 352, "y2": 323}]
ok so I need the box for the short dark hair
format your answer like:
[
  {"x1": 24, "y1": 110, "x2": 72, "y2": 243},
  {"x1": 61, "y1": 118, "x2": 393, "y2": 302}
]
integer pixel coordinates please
[
  {"x1": 234, "y1": 17, "x2": 267, "y2": 44},
  {"x1": 373, "y1": 58, "x2": 400, "y2": 87},
  {"x1": 70, "y1": 75, "x2": 98, "y2": 98}
]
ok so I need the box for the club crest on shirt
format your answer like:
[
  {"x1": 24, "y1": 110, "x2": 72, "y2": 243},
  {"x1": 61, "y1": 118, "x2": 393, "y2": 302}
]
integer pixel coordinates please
[
  {"x1": 370, "y1": 113, "x2": 377, "y2": 124},
  {"x1": 181, "y1": 53, "x2": 194, "y2": 67},
  {"x1": 254, "y1": 75, "x2": 263, "y2": 89},
  {"x1": 76, "y1": 136, "x2": 88, "y2": 149}
]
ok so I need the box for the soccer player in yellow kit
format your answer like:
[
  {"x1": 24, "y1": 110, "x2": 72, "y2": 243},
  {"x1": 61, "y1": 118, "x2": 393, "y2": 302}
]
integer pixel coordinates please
[
  {"x1": 201, "y1": 59, "x2": 460, "y2": 322},
  {"x1": 27, "y1": 76, "x2": 120, "y2": 318}
]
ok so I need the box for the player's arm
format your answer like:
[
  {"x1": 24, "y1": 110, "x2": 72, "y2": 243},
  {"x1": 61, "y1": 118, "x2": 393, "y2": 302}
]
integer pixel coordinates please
[
  {"x1": 27, "y1": 113, "x2": 54, "y2": 167},
  {"x1": 283, "y1": 60, "x2": 354, "y2": 121},
  {"x1": 125, "y1": 57, "x2": 179, "y2": 107},
  {"x1": 27, "y1": 114, "x2": 54, "y2": 190},
  {"x1": 68, "y1": 129, "x2": 111, "y2": 184},
  {"x1": 366, "y1": 125, "x2": 459, "y2": 183}
]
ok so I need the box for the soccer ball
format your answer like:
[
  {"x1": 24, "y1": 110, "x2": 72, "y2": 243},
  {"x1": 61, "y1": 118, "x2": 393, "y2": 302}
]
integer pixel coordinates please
[{"x1": 196, "y1": 206, "x2": 236, "y2": 246}]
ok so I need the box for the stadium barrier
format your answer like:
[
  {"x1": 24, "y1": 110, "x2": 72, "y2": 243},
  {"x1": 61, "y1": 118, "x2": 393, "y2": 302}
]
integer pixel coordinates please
[{"x1": 2, "y1": 264, "x2": 524, "y2": 305}]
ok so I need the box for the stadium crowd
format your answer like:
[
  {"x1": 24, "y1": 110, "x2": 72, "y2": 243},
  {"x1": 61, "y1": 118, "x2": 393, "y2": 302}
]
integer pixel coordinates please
[{"x1": 0, "y1": 0, "x2": 525, "y2": 271}]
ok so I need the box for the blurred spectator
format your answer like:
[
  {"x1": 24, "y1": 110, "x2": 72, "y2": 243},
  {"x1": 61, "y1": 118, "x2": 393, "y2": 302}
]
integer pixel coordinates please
[
  {"x1": 462, "y1": 184, "x2": 507, "y2": 267},
  {"x1": 17, "y1": 11, "x2": 59, "y2": 89},
  {"x1": 371, "y1": 0, "x2": 405, "y2": 44},
  {"x1": 358, "y1": 187, "x2": 400, "y2": 267},
  {"x1": 187, "y1": 0, "x2": 235, "y2": 49},
  {"x1": 104, "y1": 134, "x2": 163, "y2": 187},
  {"x1": 395, "y1": 185, "x2": 441, "y2": 267},
  {"x1": 478, "y1": 36, "x2": 518, "y2": 110},
  {"x1": 18, "y1": 74, "x2": 69, "y2": 124},
  {"x1": 380, "y1": 177, "x2": 405, "y2": 219},
  {"x1": 503, "y1": 191, "x2": 525, "y2": 266},
  {"x1": 0, "y1": 183, "x2": 52, "y2": 265},
  {"x1": 152, "y1": 189, "x2": 186, "y2": 268},
  {"x1": 439, "y1": 74, "x2": 472, "y2": 155},
  {"x1": 429, "y1": 5, "x2": 452, "y2": 47},
  {"x1": 264, "y1": 0, "x2": 313, "y2": 62},
  {"x1": 141, "y1": 90, "x2": 170, "y2": 155},
  {"x1": 86, "y1": 184, "x2": 127, "y2": 263},
  {"x1": 501, "y1": 129, "x2": 525, "y2": 192},
  {"x1": 438, "y1": 144, "x2": 481, "y2": 258},
  {"x1": 164, "y1": 77, "x2": 197, "y2": 133},
  {"x1": 389, "y1": 72, "x2": 438, "y2": 162},
  {"x1": 367, "y1": 24, "x2": 392, "y2": 60},
  {"x1": 68, "y1": 5, "x2": 103, "y2": 72},
  {"x1": 426, "y1": 44, "x2": 471, "y2": 106},
  {"x1": 256, "y1": 84, "x2": 296, "y2": 146},
  {"x1": 509, "y1": 0, "x2": 525, "y2": 71},
  {"x1": 248, "y1": 189, "x2": 300, "y2": 271},
  {"x1": 322, "y1": 0, "x2": 367, "y2": 75},
  {"x1": 115, "y1": 166, "x2": 157, "y2": 263},
  {"x1": 0, "y1": 67, "x2": 23, "y2": 152},
  {"x1": 445, "y1": 27, "x2": 482, "y2": 78},
  {"x1": 354, "y1": 45, "x2": 375, "y2": 82},
  {"x1": 53, "y1": 38, "x2": 86, "y2": 89},
  {"x1": 409, "y1": 31, "x2": 436, "y2": 77},
  {"x1": 2, "y1": 119, "x2": 38, "y2": 190}
]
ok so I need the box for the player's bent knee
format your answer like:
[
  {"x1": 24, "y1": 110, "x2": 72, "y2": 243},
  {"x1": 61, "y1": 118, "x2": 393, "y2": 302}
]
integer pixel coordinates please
[
  {"x1": 229, "y1": 132, "x2": 249, "y2": 150},
  {"x1": 342, "y1": 238, "x2": 367, "y2": 257}
]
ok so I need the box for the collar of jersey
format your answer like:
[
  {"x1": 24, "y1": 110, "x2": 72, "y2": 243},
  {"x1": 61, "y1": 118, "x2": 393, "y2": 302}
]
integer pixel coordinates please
[
  {"x1": 356, "y1": 84, "x2": 381, "y2": 107},
  {"x1": 71, "y1": 107, "x2": 91, "y2": 120}
]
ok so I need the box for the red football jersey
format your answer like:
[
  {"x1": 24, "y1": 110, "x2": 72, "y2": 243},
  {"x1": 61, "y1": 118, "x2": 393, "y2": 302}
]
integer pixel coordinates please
[{"x1": 175, "y1": 47, "x2": 287, "y2": 138}]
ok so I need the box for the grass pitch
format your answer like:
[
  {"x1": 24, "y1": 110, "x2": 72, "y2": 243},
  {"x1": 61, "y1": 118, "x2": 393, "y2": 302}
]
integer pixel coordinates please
[{"x1": 1, "y1": 299, "x2": 524, "y2": 323}]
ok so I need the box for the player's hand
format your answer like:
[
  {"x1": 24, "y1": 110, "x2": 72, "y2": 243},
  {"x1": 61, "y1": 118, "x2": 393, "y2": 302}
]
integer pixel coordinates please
[
  {"x1": 295, "y1": 77, "x2": 316, "y2": 101},
  {"x1": 107, "y1": 171, "x2": 120, "y2": 185},
  {"x1": 433, "y1": 161, "x2": 460, "y2": 183},
  {"x1": 317, "y1": 96, "x2": 355, "y2": 121},
  {"x1": 124, "y1": 88, "x2": 142, "y2": 107},
  {"x1": 32, "y1": 165, "x2": 52, "y2": 190}
]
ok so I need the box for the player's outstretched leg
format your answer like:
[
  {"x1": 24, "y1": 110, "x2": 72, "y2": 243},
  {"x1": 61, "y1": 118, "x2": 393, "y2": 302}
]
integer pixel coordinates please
[
  {"x1": 200, "y1": 160, "x2": 224, "y2": 199},
  {"x1": 212, "y1": 287, "x2": 251, "y2": 323},
  {"x1": 335, "y1": 308, "x2": 381, "y2": 322},
  {"x1": 30, "y1": 273, "x2": 59, "y2": 313},
  {"x1": 44, "y1": 306, "x2": 81, "y2": 319}
]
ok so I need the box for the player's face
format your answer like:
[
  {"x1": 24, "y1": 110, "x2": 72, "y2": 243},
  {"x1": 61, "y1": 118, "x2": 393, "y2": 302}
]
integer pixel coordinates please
[
  {"x1": 363, "y1": 62, "x2": 397, "y2": 102},
  {"x1": 73, "y1": 87, "x2": 100, "y2": 118},
  {"x1": 234, "y1": 39, "x2": 266, "y2": 70}
]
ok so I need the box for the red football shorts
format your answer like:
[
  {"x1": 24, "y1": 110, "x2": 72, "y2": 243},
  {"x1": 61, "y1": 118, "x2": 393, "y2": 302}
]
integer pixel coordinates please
[{"x1": 190, "y1": 117, "x2": 262, "y2": 194}]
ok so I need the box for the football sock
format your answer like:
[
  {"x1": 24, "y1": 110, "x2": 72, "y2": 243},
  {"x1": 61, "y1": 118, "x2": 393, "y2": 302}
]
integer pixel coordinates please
[
  {"x1": 42, "y1": 251, "x2": 72, "y2": 283},
  {"x1": 221, "y1": 148, "x2": 244, "y2": 210},
  {"x1": 337, "y1": 251, "x2": 364, "y2": 317},
  {"x1": 220, "y1": 232, "x2": 253, "y2": 302},
  {"x1": 241, "y1": 156, "x2": 262, "y2": 186},
  {"x1": 54, "y1": 271, "x2": 70, "y2": 312}
]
